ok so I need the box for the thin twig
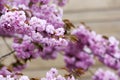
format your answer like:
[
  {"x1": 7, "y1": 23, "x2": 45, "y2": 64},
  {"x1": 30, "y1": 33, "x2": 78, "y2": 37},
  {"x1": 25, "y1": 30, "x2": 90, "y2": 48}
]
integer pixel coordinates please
[
  {"x1": 0, "y1": 51, "x2": 15, "y2": 60},
  {"x1": 88, "y1": 69, "x2": 94, "y2": 76},
  {"x1": 2, "y1": 37, "x2": 12, "y2": 51}
]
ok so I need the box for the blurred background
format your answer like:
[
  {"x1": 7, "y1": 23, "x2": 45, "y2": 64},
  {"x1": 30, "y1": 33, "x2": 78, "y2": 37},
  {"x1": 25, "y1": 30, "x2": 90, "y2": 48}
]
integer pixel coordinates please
[{"x1": 0, "y1": 0, "x2": 120, "y2": 79}]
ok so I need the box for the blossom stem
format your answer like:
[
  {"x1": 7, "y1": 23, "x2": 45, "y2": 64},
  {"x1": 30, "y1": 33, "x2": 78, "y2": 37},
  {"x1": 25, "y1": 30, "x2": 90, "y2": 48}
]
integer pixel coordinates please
[
  {"x1": 88, "y1": 69, "x2": 94, "y2": 75},
  {"x1": 2, "y1": 37, "x2": 12, "y2": 51},
  {"x1": 0, "y1": 50, "x2": 15, "y2": 60}
]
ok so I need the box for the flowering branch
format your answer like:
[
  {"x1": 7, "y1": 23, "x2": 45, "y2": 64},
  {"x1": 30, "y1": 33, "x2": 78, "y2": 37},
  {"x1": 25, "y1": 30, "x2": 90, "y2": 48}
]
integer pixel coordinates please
[{"x1": 0, "y1": 0, "x2": 120, "y2": 80}]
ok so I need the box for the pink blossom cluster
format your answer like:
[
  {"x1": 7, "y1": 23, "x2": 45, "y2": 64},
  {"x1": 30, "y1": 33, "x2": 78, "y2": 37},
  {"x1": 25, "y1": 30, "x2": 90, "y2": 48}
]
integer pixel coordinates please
[
  {"x1": 0, "y1": 75, "x2": 29, "y2": 80},
  {"x1": 0, "y1": 67, "x2": 29, "y2": 80},
  {"x1": 12, "y1": 15, "x2": 68, "y2": 60},
  {"x1": 41, "y1": 68, "x2": 75, "y2": 80},
  {"x1": 1, "y1": 0, "x2": 67, "y2": 9},
  {"x1": 64, "y1": 25, "x2": 120, "y2": 71},
  {"x1": 31, "y1": 4, "x2": 64, "y2": 28},
  {"x1": 92, "y1": 68, "x2": 118, "y2": 80},
  {"x1": 0, "y1": 11, "x2": 28, "y2": 36},
  {"x1": 64, "y1": 41, "x2": 94, "y2": 71},
  {"x1": 0, "y1": 0, "x2": 68, "y2": 74},
  {"x1": 31, "y1": 0, "x2": 50, "y2": 4},
  {"x1": 0, "y1": 0, "x2": 68, "y2": 60}
]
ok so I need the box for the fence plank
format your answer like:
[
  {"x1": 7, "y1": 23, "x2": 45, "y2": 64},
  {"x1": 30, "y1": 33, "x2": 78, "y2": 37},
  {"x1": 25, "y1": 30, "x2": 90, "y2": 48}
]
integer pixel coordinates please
[
  {"x1": 64, "y1": 10, "x2": 120, "y2": 23},
  {"x1": 64, "y1": 0, "x2": 120, "y2": 12}
]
